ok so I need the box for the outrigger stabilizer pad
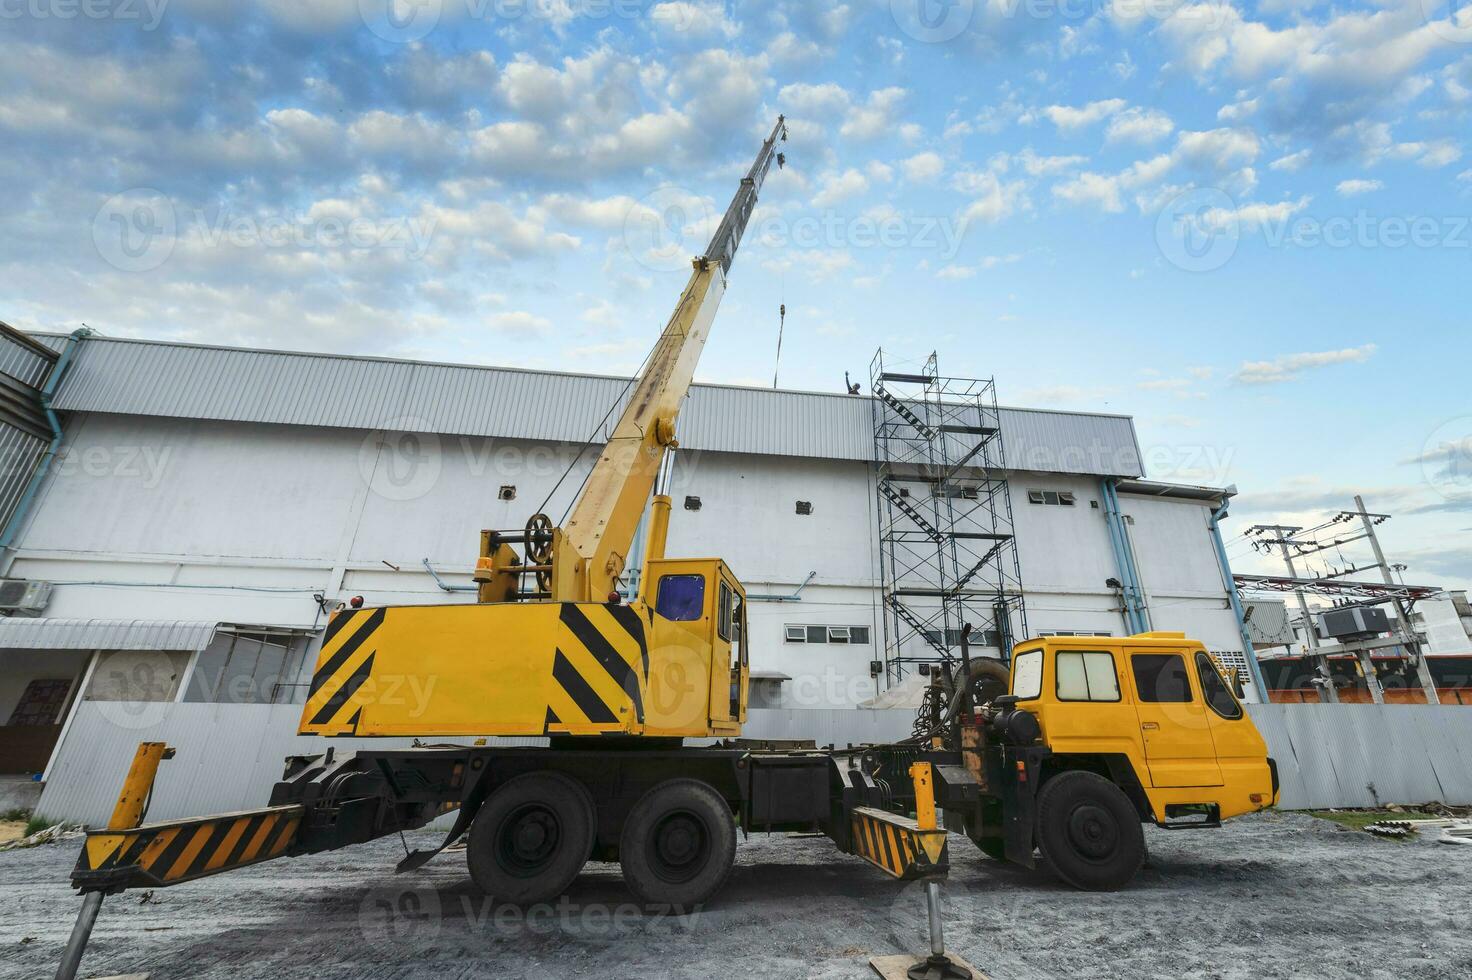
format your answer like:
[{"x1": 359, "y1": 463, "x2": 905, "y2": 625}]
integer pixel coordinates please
[{"x1": 907, "y1": 954, "x2": 974, "y2": 980}]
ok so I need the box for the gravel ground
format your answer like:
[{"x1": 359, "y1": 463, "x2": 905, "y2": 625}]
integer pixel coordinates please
[{"x1": 2, "y1": 811, "x2": 1467, "y2": 980}]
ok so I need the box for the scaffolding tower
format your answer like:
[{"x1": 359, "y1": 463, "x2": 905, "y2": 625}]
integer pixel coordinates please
[{"x1": 870, "y1": 350, "x2": 1027, "y2": 685}]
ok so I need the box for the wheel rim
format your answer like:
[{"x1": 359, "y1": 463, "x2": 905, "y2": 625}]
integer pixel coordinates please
[
  {"x1": 1065, "y1": 802, "x2": 1119, "y2": 861},
  {"x1": 646, "y1": 809, "x2": 710, "y2": 884},
  {"x1": 497, "y1": 802, "x2": 562, "y2": 878}
]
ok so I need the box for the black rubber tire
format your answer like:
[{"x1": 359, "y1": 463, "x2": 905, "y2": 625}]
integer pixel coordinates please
[
  {"x1": 1034, "y1": 770, "x2": 1145, "y2": 891},
  {"x1": 467, "y1": 772, "x2": 595, "y2": 904},
  {"x1": 618, "y1": 779, "x2": 736, "y2": 909}
]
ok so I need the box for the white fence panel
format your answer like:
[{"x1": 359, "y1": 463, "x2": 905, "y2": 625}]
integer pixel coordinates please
[
  {"x1": 35, "y1": 702, "x2": 1472, "y2": 827},
  {"x1": 1247, "y1": 704, "x2": 1472, "y2": 810}
]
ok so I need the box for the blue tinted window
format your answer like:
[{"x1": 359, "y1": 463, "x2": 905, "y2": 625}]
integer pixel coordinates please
[{"x1": 656, "y1": 575, "x2": 706, "y2": 622}]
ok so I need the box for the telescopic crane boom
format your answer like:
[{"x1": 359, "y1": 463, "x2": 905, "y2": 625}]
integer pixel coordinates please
[
  {"x1": 294, "y1": 116, "x2": 788, "y2": 741},
  {"x1": 478, "y1": 115, "x2": 788, "y2": 605}
]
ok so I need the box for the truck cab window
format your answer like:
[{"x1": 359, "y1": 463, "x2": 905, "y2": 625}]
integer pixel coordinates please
[
  {"x1": 1196, "y1": 653, "x2": 1244, "y2": 719},
  {"x1": 1056, "y1": 651, "x2": 1120, "y2": 702},
  {"x1": 656, "y1": 574, "x2": 706, "y2": 622},
  {"x1": 1012, "y1": 649, "x2": 1043, "y2": 700},
  {"x1": 1131, "y1": 654, "x2": 1193, "y2": 703}
]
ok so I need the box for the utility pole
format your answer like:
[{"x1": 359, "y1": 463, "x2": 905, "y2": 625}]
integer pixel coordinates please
[
  {"x1": 1355, "y1": 495, "x2": 1440, "y2": 704},
  {"x1": 1251, "y1": 525, "x2": 1337, "y2": 703}
]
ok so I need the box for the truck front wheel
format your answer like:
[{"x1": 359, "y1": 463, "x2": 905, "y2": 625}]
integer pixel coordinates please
[
  {"x1": 1034, "y1": 770, "x2": 1145, "y2": 891},
  {"x1": 467, "y1": 772, "x2": 595, "y2": 903},
  {"x1": 618, "y1": 779, "x2": 736, "y2": 909}
]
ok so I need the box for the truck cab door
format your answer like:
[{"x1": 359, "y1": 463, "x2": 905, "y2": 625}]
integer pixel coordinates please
[
  {"x1": 1127, "y1": 651, "x2": 1224, "y2": 788},
  {"x1": 1194, "y1": 652, "x2": 1267, "y2": 790}
]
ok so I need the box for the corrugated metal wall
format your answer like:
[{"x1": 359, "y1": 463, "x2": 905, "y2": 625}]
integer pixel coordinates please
[
  {"x1": 1246, "y1": 704, "x2": 1472, "y2": 809},
  {"x1": 44, "y1": 336, "x2": 1143, "y2": 477}
]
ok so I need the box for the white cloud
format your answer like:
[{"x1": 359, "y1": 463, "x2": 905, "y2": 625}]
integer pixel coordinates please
[
  {"x1": 840, "y1": 87, "x2": 907, "y2": 140},
  {"x1": 487, "y1": 311, "x2": 553, "y2": 335},
  {"x1": 1217, "y1": 98, "x2": 1259, "y2": 121},
  {"x1": 1335, "y1": 178, "x2": 1383, "y2": 197},
  {"x1": 811, "y1": 168, "x2": 869, "y2": 208},
  {"x1": 1175, "y1": 128, "x2": 1261, "y2": 171},
  {"x1": 1201, "y1": 196, "x2": 1312, "y2": 231},
  {"x1": 953, "y1": 171, "x2": 1030, "y2": 223},
  {"x1": 1035, "y1": 98, "x2": 1127, "y2": 133},
  {"x1": 1233, "y1": 344, "x2": 1378, "y2": 384},
  {"x1": 901, "y1": 151, "x2": 944, "y2": 183},
  {"x1": 778, "y1": 81, "x2": 851, "y2": 119},
  {"x1": 1052, "y1": 155, "x2": 1173, "y2": 213},
  {"x1": 1270, "y1": 149, "x2": 1312, "y2": 172},
  {"x1": 648, "y1": 1, "x2": 738, "y2": 39},
  {"x1": 1106, "y1": 108, "x2": 1175, "y2": 144},
  {"x1": 765, "y1": 31, "x2": 822, "y2": 67}
]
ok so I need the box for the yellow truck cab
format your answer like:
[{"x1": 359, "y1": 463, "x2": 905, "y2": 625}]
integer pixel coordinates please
[{"x1": 972, "y1": 632, "x2": 1278, "y2": 889}]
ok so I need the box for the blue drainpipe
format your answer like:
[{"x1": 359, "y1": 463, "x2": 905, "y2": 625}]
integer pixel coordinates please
[
  {"x1": 1209, "y1": 497, "x2": 1270, "y2": 700},
  {"x1": 0, "y1": 327, "x2": 92, "y2": 550},
  {"x1": 1101, "y1": 478, "x2": 1150, "y2": 635}
]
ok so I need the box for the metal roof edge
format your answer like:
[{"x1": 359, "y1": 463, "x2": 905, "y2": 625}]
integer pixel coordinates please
[{"x1": 32, "y1": 331, "x2": 1139, "y2": 422}]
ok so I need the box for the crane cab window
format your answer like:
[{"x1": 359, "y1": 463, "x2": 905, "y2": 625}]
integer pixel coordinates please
[
  {"x1": 1131, "y1": 653, "x2": 1193, "y2": 703},
  {"x1": 1056, "y1": 651, "x2": 1120, "y2": 702},
  {"x1": 656, "y1": 575, "x2": 706, "y2": 622},
  {"x1": 717, "y1": 581, "x2": 734, "y2": 640},
  {"x1": 1196, "y1": 653, "x2": 1244, "y2": 719},
  {"x1": 1011, "y1": 649, "x2": 1043, "y2": 700}
]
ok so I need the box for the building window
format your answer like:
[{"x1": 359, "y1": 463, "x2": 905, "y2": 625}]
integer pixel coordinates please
[
  {"x1": 186, "y1": 632, "x2": 299, "y2": 705},
  {"x1": 1028, "y1": 489, "x2": 1076, "y2": 506},
  {"x1": 1039, "y1": 630, "x2": 1114, "y2": 638},
  {"x1": 784, "y1": 625, "x2": 871, "y2": 644}
]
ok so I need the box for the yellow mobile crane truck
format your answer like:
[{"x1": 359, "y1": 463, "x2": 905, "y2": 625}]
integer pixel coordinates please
[{"x1": 63, "y1": 117, "x2": 1278, "y2": 975}]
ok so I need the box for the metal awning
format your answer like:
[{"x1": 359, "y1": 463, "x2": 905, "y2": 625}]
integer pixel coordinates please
[{"x1": 0, "y1": 618, "x2": 221, "y2": 651}]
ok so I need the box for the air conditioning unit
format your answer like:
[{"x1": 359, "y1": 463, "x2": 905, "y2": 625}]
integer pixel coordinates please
[
  {"x1": 0, "y1": 578, "x2": 51, "y2": 617},
  {"x1": 1317, "y1": 606, "x2": 1391, "y2": 641}
]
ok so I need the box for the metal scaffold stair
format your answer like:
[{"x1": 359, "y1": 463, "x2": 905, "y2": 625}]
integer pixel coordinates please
[
  {"x1": 870, "y1": 350, "x2": 1028, "y2": 685},
  {"x1": 873, "y1": 383, "x2": 935, "y2": 441},
  {"x1": 879, "y1": 480, "x2": 943, "y2": 543}
]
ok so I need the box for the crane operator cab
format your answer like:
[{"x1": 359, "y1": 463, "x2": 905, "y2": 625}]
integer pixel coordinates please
[
  {"x1": 298, "y1": 547, "x2": 748, "y2": 741},
  {"x1": 645, "y1": 558, "x2": 748, "y2": 735}
]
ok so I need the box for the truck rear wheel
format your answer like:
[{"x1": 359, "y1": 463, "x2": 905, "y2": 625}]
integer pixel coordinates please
[
  {"x1": 467, "y1": 772, "x2": 595, "y2": 904},
  {"x1": 618, "y1": 779, "x2": 735, "y2": 909},
  {"x1": 1035, "y1": 770, "x2": 1145, "y2": 891}
]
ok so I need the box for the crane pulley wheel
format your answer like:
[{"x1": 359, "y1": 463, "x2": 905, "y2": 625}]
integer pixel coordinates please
[{"x1": 525, "y1": 513, "x2": 554, "y2": 565}]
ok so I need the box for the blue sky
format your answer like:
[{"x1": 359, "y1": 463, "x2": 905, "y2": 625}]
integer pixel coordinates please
[{"x1": 2, "y1": 0, "x2": 1470, "y2": 587}]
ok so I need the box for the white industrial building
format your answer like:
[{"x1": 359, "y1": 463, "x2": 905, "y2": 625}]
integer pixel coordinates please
[{"x1": 0, "y1": 331, "x2": 1264, "y2": 821}]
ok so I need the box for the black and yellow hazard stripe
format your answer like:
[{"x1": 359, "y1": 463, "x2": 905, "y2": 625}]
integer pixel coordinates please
[
  {"x1": 300, "y1": 607, "x2": 386, "y2": 735},
  {"x1": 72, "y1": 805, "x2": 303, "y2": 893},
  {"x1": 848, "y1": 807, "x2": 949, "y2": 881},
  {"x1": 544, "y1": 603, "x2": 649, "y2": 733}
]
